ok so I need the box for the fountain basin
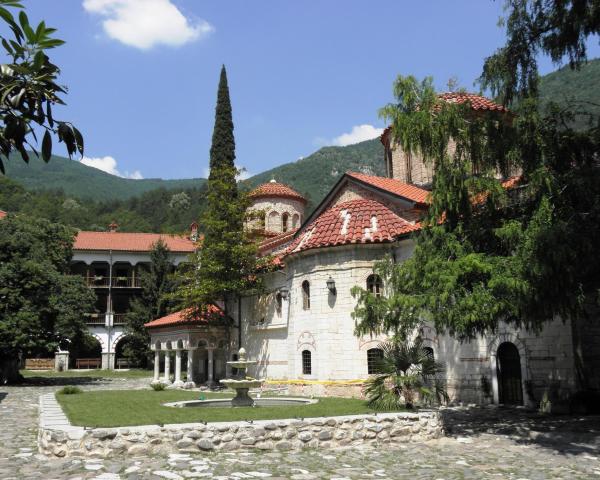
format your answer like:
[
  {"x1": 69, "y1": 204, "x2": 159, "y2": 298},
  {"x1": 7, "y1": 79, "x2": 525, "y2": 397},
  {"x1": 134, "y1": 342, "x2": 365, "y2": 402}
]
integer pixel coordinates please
[{"x1": 164, "y1": 397, "x2": 318, "y2": 408}]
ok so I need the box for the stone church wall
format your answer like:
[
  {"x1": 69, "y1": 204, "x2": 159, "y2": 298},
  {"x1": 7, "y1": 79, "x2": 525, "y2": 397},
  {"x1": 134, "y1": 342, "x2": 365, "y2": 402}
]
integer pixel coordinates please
[{"x1": 247, "y1": 198, "x2": 305, "y2": 233}]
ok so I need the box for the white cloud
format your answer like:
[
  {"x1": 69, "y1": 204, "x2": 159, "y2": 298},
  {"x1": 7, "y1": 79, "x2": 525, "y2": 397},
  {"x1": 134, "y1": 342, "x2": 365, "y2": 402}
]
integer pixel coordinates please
[
  {"x1": 83, "y1": 0, "x2": 214, "y2": 50},
  {"x1": 81, "y1": 155, "x2": 144, "y2": 179},
  {"x1": 330, "y1": 124, "x2": 384, "y2": 147}
]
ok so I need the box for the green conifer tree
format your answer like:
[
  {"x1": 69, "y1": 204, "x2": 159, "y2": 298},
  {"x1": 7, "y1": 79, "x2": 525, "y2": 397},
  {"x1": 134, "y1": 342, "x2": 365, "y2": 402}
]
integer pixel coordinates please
[{"x1": 177, "y1": 66, "x2": 258, "y2": 319}]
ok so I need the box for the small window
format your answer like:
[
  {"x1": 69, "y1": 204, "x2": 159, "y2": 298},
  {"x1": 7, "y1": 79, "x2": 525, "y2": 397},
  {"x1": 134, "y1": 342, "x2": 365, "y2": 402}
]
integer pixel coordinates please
[
  {"x1": 367, "y1": 348, "x2": 384, "y2": 374},
  {"x1": 302, "y1": 350, "x2": 312, "y2": 375},
  {"x1": 423, "y1": 346, "x2": 434, "y2": 361},
  {"x1": 282, "y1": 212, "x2": 289, "y2": 232},
  {"x1": 275, "y1": 292, "x2": 282, "y2": 317},
  {"x1": 302, "y1": 280, "x2": 310, "y2": 310},
  {"x1": 292, "y1": 213, "x2": 300, "y2": 228},
  {"x1": 367, "y1": 274, "x2": 383, "y2": 297}
]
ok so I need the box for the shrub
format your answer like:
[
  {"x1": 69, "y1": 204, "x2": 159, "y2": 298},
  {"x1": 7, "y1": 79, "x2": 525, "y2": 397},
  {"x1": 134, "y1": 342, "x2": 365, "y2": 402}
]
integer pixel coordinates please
[
  {"x1": 58, "y1": 386, "x2": 82, "y2": 395},
  {"x1": 151, "y1": 382, "x2": 167, "y2": 391}
]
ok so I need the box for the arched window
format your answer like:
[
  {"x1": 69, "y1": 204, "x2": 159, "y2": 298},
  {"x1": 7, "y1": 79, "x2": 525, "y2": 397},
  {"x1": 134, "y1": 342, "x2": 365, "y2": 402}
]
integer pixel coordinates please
[
  {"x1": 367, "y1": 348, "x2": 384, "y2": 374},
  {"x1": 367, "y1": 274, "x2": 383, "y2": 297},
  {"x1": 275, "y1": 292, "x2": 282, "y2": 317},
  {"x1": 292, "y1": 213, "x2": 300, "y2": 228},
  {"x1": 282, "y1": 212, "x2": 289, "y2": 232},
  {"x1": 267, "y1": 211, "x2": 280, "y2": 232},
  {"x1": 302, "y1": 280, "x2": 310, "y2": 310},
  {"x1": 423, "y1": 346, "x2": 434, "y2": 361},
  {"x1": 302, "y1": 350, "x2": 312, "y2": 375}
]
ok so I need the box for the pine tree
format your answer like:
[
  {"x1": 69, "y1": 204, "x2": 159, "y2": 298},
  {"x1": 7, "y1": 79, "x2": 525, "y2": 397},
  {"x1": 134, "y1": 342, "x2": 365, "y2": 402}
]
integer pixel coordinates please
[{"x1": 177, "y1": 66, "x2": 258, "y2": 318}]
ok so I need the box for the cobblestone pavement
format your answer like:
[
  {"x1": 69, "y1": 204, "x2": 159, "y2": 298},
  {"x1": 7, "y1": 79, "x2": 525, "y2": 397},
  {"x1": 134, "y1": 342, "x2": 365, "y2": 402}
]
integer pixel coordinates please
[{"x1": 2, "y1": 376, "x2": 600, "y2": 479}]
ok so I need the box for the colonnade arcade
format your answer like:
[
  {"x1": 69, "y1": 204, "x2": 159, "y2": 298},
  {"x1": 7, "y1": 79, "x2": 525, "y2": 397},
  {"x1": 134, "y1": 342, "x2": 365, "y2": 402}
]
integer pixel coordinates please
[{"x1": 149, "y1": 328, "x2": 231, "y2": 387}]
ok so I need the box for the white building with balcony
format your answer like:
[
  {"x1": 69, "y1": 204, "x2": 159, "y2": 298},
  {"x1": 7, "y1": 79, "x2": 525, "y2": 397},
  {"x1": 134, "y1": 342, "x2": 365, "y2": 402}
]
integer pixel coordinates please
[{"x1": 71, "y1": 223, "x2": 196, "y2": 369}]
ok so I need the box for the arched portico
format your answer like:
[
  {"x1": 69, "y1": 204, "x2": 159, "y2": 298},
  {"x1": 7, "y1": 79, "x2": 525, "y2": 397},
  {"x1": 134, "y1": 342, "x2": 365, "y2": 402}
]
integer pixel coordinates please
[{"x1": 146, "y1": 307, "x2": 230, "y2": 388}]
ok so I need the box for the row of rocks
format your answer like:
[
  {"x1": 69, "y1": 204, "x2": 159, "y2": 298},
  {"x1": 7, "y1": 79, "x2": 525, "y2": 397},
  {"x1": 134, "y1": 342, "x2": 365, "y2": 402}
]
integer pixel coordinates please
[{"x1": 39, "y1": 411, "x2": 442, "y2": 458}]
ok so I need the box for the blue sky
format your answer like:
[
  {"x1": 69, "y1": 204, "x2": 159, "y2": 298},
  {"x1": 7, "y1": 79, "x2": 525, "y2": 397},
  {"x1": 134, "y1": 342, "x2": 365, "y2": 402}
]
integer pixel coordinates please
[{"x1": 17, "y1": 1, "x2": 600, "y2": 180}]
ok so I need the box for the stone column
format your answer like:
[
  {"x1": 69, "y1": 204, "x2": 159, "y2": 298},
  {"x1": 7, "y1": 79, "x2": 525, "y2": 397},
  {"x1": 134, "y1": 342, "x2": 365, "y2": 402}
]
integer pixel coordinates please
[
  {"x1": 152, "y1": 350, "x2": 160, "y2": 383},
  {"x1": 207, "y1": 348, "x2": 214, "y2": 387},
  {"x1": 163, "y1": 351, "x2": 171, "y2": 383},
  {"x1": 186, "y1": 348, "x2": 195, "y2": 386},
  {"x1": 173, "y1": 349, "x2": 183, "y2": 387}
]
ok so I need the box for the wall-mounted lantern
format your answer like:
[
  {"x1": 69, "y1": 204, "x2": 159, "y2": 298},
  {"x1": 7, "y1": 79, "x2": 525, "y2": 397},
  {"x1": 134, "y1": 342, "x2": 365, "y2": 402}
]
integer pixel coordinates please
[
  {"x1": 326, "y1": 276, "x2": 336, "y2": 295},
  {"x1": 279, "y1": 286, "x2": 290, "y2": 300}
]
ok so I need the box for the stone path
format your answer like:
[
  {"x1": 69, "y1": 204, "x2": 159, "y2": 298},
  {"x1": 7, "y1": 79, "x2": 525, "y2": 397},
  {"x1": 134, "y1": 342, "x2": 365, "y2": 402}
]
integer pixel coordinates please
[{"x1": 2, "y1": 375, "x2": 600, "y2": 479}]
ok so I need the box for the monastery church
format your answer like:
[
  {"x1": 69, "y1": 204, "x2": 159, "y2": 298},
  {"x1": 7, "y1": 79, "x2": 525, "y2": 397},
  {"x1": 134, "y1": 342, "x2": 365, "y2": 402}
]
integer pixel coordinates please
[{"x1": 146, "y1": 93, "x2": 591, "y2": 408}]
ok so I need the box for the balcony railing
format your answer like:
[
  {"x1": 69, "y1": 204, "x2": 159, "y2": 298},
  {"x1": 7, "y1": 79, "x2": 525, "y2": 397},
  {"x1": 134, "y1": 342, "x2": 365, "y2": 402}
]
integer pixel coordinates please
[
  {"x1": 85, "y1": 276, "x2": 141, "y2": 288},
  {"x1": 85, "y1": 313, "x2": 128, "y2": 326},
  {"x1": 85, "y1": 314, "x2": 106, "y2": 325}
]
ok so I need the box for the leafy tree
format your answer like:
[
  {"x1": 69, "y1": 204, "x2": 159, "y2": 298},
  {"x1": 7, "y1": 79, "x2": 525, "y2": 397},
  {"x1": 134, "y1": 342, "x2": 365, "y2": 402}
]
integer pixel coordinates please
[
  {"x1": 168, "y1": 191, "x2": 191, "y2": 211},
  {"x1": 177, "y1": 66, "x2": 258, "y2": 319},
  {"x1": 353, "y1": 0, "x2": 600, "y2": 340},
  {"x1": 0, "y1": 0, "x2": 83, "y2": 173},
  {"x1": 123, "y1": 240, "x2": 176, "y2": 367},
  {"x1": 364, "y1": 338, "x2": 448, "y2": 410},
  {"x1": 0, "y1": 214, "x2": 95, "y2": 383}
]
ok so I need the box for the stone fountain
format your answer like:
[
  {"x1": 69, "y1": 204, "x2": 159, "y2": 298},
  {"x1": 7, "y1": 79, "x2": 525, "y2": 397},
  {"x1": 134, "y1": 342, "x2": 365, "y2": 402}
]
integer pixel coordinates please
[{"x1": 220, "y1": 347, "x2": 263, "y2": 407}]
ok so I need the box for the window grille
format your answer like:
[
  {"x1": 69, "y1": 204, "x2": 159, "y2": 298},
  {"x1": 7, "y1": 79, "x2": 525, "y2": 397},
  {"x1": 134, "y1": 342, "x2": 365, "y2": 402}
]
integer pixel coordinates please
[
  {"x1": 366, "y1": 274, "x2": 383, "y2": 297},
  {"x1": 302, "y1": 350, "x2": 312, "y2": 375},
  {"x1": 367, "y1": 348, "x2": 384, "y2": 374}
]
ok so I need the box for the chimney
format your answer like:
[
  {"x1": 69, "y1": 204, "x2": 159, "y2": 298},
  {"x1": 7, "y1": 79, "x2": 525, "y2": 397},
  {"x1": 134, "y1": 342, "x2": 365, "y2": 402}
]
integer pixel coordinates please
[
  {"x1": 108, "y1": 221, "x2": 118, "y2": 233},
  {"x1": 190, "y1": 221, "x2": 199, "y2": 241}
]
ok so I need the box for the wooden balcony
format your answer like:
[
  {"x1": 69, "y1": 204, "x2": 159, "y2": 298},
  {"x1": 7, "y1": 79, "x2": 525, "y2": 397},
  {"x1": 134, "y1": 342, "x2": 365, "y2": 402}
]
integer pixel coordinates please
[
  {"x1": 85, "y1": 276, "x2": 141, "y2": 288},
  {"x1": 85, "y1": 313, "x2": 127, "y2": 326},
  {"x1": 85, "y1": 314, "x2": 106, "y2": 325}
]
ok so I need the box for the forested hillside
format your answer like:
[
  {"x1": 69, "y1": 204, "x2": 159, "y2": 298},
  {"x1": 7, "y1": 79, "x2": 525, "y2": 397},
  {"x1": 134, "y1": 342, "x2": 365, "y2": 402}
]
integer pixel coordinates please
[
  {"x1": 0, "y1": 176, "x2": 207, "y2": 233},
  {"x1": 2, "y1": 152, "x2": 205, "y2": 201},
  {"x1": 1, "y1": 60, "x2": 598, "y2": 232},
  {"x1": 538, "y1": 58, "x2": 600, "y2": 130}
]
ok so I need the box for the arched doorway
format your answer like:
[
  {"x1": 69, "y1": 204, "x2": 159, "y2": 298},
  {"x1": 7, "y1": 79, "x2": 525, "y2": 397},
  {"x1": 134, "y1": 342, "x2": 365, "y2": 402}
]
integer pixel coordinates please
[
  {"x1": 497, "y1": 342, "x2": 523, "y2": 405},
  {"x1": 71, "y1": 335, "x2": 102, "y2": 369}
]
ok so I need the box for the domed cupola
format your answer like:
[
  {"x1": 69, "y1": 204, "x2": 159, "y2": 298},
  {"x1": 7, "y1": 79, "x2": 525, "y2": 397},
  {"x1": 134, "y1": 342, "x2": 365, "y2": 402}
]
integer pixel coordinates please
[{"x1": 247, "y1": 179, "x2": 307, "y2": 235}]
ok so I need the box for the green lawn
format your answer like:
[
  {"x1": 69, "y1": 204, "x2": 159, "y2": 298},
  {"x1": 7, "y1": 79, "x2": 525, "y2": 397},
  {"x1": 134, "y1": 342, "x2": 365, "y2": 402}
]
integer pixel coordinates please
[
  {"x1": 21, "y1": 369, "x2": 153, "y2": 379},
  {"x1": 56, "y1": 390, "x2": 394, "y2": 427}
]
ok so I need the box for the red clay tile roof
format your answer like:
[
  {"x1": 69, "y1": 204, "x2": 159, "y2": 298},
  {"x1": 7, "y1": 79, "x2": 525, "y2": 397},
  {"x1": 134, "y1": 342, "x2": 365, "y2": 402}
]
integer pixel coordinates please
[
  {"x1": 285, "y1": 199, "x2": 420, "y2": 255},
  {"x1": 74, "y1": 231, "x2": 196, "y2": 253},
  {"x1": 347, "y1": 172, "x2": 430, "y2": 205},
  {"x1": 144, "y1": 305, "x2": 224, "y2": 328},
  {"x1": 437, "y1": 92, "x2": 509, "y2": 112},
  {"x1": 249, "y1": 181, "x2": 307, "y2": 204},
  {"x1": 259, "y1": 228, "x2": 298, "y2": 254},
  {"x1": 381, "y1": 93, "x2": 509, "y2": 144},
  {"x1": 0, "y1": 210, "x2": 6, "y2": 219}
]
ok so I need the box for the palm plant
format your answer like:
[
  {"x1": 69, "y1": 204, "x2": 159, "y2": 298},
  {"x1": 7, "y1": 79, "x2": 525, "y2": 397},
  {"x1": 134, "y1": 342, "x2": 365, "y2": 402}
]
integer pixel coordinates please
[{"x1": 365, "y1": 338, "x2": 448, "y2": 409}]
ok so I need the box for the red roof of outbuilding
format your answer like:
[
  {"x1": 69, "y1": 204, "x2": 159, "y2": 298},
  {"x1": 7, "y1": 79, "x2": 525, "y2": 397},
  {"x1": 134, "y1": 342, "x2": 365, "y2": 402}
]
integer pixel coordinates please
[
  {"x1": 74, "y1": 231, "x2": 196, "y2": 253},
  {"x1": 249, "y1": 181, "x2": 307, "y2": 203},
  {"x1": 0, "y1": 210, "x2": 6, "y2": 219},
  {"x1": 437, "y1": 92, "x2": 508, "y2": 112},
  {"x1": 381, "y1": 93, "x2": 509, "y2": 144},
  {"x1": 285, "y1": 199, "x2": 420, "y2": 255},
  {"x1": 347, "y1": 172, "x2": 430, "y2": 205},
  {"x1": 144, "y1": 305, "x2": 224, "y2": 328}
]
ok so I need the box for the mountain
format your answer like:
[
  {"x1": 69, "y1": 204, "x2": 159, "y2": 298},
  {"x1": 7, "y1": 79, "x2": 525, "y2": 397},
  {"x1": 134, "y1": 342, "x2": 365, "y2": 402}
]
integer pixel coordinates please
[
  {"x1": 1, "y1": 59, "x2": 599, "y2": 209},
  {"x1": 242, "y1": 139, "x2": 384, "y2": 210},
  {"x1": 1, "y1": 152, "x2": 205, "y2": 201},
  {"x1": 538, "y1": 58, "x2": 600, "y2": 130}
]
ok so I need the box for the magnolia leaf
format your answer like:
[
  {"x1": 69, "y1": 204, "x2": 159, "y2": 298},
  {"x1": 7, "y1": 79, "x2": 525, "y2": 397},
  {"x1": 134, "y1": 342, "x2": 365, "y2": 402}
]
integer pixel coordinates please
[{"x1": 41, "y1": 129, "x2": 51, "y2": 161}]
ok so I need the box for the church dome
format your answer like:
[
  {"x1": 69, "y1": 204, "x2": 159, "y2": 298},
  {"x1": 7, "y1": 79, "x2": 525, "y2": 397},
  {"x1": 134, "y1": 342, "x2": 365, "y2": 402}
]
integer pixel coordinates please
[{"x1": 248, "y1": 179, "x2": 307, "y2": 204}]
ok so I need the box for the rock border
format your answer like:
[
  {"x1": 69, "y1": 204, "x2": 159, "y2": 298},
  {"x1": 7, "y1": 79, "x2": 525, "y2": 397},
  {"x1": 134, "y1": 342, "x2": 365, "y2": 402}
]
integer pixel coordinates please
[{"x1": 38, "y1": 393, "x2": 443, "y2": 458}]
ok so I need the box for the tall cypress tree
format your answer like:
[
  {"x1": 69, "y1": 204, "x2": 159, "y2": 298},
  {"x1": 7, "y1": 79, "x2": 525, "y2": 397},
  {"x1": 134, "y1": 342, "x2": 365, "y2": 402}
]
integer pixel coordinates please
[{"x1": 177, "y1": 66, "x2": 257, "y2": 317}]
